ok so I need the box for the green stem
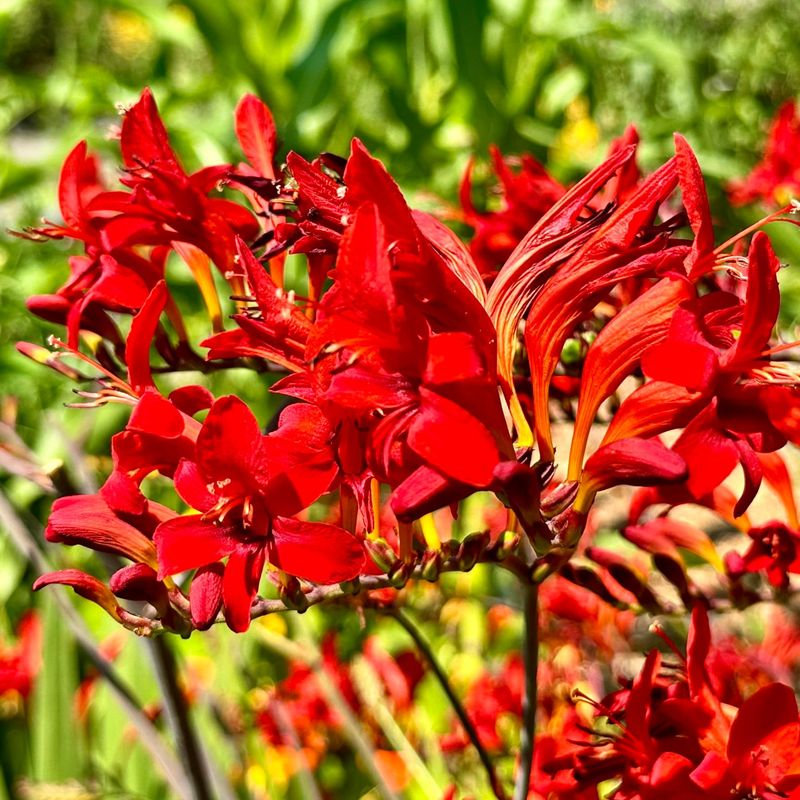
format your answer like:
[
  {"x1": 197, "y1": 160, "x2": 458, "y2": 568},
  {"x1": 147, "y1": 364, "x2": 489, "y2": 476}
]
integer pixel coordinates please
[
  {"x1": 388, "y1": 608, "x2": 507, "y2": 800},
  {"x1": 148, "y1": 638, "x2": 217, "y2": 800},
  {"x1": 512, "y1": 582, "x2": 539, "y2": 800}
]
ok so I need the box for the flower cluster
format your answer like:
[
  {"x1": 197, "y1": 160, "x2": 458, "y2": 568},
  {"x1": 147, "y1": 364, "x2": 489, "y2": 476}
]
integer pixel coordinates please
[
  {"x1": 20, "y1": 89, "x2": 800, "y2": 640},
  {"x1": 546, "y1": 606, "x2": 800, "y2": 800}
]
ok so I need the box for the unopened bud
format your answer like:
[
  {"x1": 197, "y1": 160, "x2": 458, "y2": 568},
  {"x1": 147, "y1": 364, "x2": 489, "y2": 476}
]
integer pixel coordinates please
[
  {"x1": 339, "y1": 578, "x2": 361, "y2": 596},
  {"x1": 541, "y1": 481, "x2": 579, "y2": 518},
  {"x1": 388, "y1": 560, "x2": 413, "y2": 588},
  {"x1": 279, "y1": 577, "x2": 309, "y2": 612},
  {"x1": 364, "y1": 537, "x2": 399, "y2": 573},
  {"x1": 490, "y1": 530, "x2": 520, "y2": 561},
  {"x1": 420, "y1": 550, "x2": 441, "y2": 582},
  {"x1": 458, "y1": 530, "x2": 490, "y2": 571},
  {"x1": 439, "y1": 539, "x2": 461, "y2": 564}
]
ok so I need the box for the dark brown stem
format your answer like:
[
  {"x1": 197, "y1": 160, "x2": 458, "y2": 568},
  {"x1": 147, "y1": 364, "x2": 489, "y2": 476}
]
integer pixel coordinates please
[{"x1": 148, "y1": 638, "x2": 217, "y2": 800}]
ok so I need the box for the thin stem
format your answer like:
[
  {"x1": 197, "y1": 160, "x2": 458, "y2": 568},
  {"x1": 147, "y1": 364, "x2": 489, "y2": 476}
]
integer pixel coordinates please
[
  {"x1": 388, "y1": 608, "x2": 507, "y2": 800},
  {"x1": 512, "y1": 582, "x2": 539, "y2": 800},
  {"x1": 246, "y1": 549, "x2": 527, "y2": 623},
  {"x1": 350, "y1": 655, "x2": 443, "y2": 798},
  {"x1": 147, "y1": 638, "x2": 218, "y2": 800}
]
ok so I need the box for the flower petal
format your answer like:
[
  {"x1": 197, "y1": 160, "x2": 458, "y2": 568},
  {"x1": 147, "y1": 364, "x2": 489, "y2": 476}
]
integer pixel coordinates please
[
  {"x1": 270, "y1": 517, "x2": 365, "y2": 584},
  {"x1": 154, "y1": 515, "x2": 238, "y2": 578}
]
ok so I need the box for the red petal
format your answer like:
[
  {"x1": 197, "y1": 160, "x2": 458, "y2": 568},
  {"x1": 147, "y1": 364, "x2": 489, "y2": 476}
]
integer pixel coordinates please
[
  {"x1": 603, "y1": 380, "x2": 707, "y2": 446},
  {"x1": 674, "y1": 418, "x2": 739, "y2": 499},
  {"x1": 570, "y1": 275, "x2": 692, "y2": 477},
  {"x1": 33, "y1": 569, "x2": 122, "y2": 621},
  {"x1": 270, "y1": 518, "x2": 365, "y2": 583},
  {"x1": 173, "y1": 459, "x2": 216, "y2": 513},
  {"x1": 58, "y1": 141, "x2": 94, "y2": 230},
  {"x1": 154, "y1": 516, "x2": 238, "y2": 578},
  {"x1": 641, "y1": 338, "x2": 719, "y2": 391},
  {"x1": 686, "y1": 605, "x2": 711, "y2": 699},
  {"x1": 222, "y1": 545, "x2": 265, "y2": 633},
  {"x1": 724, "y1": 232, "x2": 780, "y2": 368},
  {"x1": 488, "y1": 144, "x2": 638, "y2": 398},
  {"x1": 407, "y1": 387, "x2": 500, "y2": 487},
  {"x1": 234, "y1": 94, "x2": 277, "y2": 179},
  {"x1": 582, "y1": 438, "x2": 687, "y2": 494},
  {"x1": 674, "y1": 133, "x2": 714, "y2": 277},
  {"x1": 196, "y1": 395, "x2": 268, "y2": 496},
  {"x1": 127, "y1": 281, "x2": 168, "y2": 393},
  {"x1": 109, "y1": 563, "x2": 168, "y2": 611},
  {"x1": 727, "y1": 682, "x2": 798, "y2": 761},
  {"x1": 168, "y1": 385, "x2": 214, "y2": 417},
  {"x1": 189, "y1": 563, "x2": 224, "y2": 630},
  {"x1": 423, "y1": 332, "x2": 486, "y2": 385},
  {"x1": 46, "y1": 494, "x2": 158, "y2": 568},
  {"x1": 120, "y1": 88, "x2": 180, "y2": 171},
  {"x1": 391, "y1": 464, "x2": 469, "y2": 523}
]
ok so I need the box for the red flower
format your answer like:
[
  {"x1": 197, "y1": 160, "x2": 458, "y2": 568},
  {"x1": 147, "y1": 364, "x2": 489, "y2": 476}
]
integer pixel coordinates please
[
  {"x1": 154, "y1": 395, "x2": 365, "y2": 631},
  {"x1": 460, "y1": 145, "x2": 565, "y2": 277},
  {"x1": 548, "y1": 607, "x2": 800, "y2": 799},
  {"x1": 729, "y1": 101, "x2": 800, "y2": 207},
  {"x1": 0, "y1": 613, "x2": 41, "y2": 702}
]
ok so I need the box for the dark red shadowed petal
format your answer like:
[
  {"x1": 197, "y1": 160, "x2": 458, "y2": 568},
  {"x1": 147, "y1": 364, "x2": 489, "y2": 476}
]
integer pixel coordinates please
[
  {"x1": 733, "y1": 440, "x2": 763, "y2": 518},
  {"x1": 407, "y1": 387, "x2": 501, "y2": 487},
  {"x1": 270, "y1": 517, "x2": 365, "y2": 584},
  {"x1": 234, "y1": 94, "x2": 277, "y2": 179},
  {"x1": 46, "y1": 494, "x2": 158, "y2": 568},
  {"x1": 189, "y1": 563, "x2": 225, "y2": 630},
  {"x1": 390, "y1": 464, "x2": 471, "y2": 523},
  {"x1": 154, "y1": 515, "x2": 239, "y2": 579},
  {"x1": 581, "y1": 438, "x2": 687, "y2": 496},
  {"x1": 33, "y1": 569, "x2": 122, "y2": 622},
  {"x1": 108, "y1": 563, "x2": 169, "y2": 614},
  {"x1": 127, "y1": 280, "x2": 168, "y2": 393}
]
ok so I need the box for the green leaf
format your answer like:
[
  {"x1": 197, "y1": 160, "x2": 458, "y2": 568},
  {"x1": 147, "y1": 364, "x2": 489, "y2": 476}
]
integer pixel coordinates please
[{"x1": 31, "y1": 594, "x2": 83, "y2": 782}]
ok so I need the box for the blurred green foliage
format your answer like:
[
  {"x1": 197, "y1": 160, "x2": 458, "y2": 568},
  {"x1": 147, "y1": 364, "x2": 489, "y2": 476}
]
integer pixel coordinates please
[{"x1": 1, "y1": 0, "x2": 800, "y2": 797}]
